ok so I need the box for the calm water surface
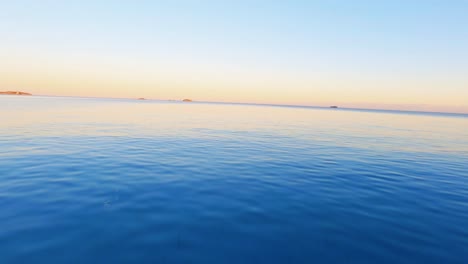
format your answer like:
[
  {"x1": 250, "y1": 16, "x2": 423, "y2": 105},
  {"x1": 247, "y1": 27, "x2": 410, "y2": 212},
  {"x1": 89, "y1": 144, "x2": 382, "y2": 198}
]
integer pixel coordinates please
[{"x1": 1, "y1": 96, "x2": 467, "y2": 263}]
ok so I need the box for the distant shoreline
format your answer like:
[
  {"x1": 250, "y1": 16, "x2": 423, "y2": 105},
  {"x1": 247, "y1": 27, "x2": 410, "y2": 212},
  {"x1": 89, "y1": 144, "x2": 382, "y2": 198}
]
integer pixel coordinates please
[
  {"x1": 2, "y1": 93, "x2": 467, "y2": 116},
  {"x1": 0, "y1": 91, "x2": 32, "y2": 96}
]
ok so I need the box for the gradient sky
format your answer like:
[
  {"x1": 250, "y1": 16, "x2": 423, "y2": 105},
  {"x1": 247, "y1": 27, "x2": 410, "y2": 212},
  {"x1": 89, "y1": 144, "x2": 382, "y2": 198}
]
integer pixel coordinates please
[{"x1": 1, "y1": 0, "x2": 467, "y2": 113}]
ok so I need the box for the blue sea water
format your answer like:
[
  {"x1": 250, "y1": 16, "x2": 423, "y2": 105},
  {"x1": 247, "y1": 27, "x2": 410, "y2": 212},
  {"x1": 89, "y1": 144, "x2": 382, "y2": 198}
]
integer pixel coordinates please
[{"x1": 1, "y1": 96, "x2": 467, "y2": 264}]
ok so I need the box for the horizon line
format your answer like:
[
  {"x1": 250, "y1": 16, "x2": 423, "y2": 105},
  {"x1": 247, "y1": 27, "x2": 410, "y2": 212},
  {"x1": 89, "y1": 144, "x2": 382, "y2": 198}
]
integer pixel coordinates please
[{"x1": 6, "y1": 93, "x2": 467, "y2": 117}]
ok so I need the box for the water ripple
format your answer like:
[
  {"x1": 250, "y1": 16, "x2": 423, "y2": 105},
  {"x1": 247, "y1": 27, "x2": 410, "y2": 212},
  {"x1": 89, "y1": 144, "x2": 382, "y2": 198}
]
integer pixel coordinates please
[{"x1": 1, "y1": 97, "x2": 467, "y2": 263}]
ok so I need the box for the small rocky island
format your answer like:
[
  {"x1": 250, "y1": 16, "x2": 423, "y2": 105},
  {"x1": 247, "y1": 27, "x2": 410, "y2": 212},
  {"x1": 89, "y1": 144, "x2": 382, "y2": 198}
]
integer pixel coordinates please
[
  {"x1": 137, "y1": 98, "x2": 146, "y2": 100},
  {"x1": 0, "y1": 91, "x2": 32, "y2": 96},
  {"x1": 182, "y1": 99, "x2": 193, "y2": 102},
  {"x1": 330, "y1": 106, "x2": 338, "y2": 108}
]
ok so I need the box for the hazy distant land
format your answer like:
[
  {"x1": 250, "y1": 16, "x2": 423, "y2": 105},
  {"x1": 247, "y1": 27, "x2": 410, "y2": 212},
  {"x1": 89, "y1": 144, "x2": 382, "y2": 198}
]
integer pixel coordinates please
[{"x1": 0, "y1": 91, "x2": 32, "y2": 96}]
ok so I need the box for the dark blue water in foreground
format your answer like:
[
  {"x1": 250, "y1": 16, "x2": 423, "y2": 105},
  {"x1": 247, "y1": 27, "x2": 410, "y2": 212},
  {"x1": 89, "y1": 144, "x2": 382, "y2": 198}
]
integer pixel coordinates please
[{"x1": 1, "y1": 96, "x2": 467, "y2": 263}]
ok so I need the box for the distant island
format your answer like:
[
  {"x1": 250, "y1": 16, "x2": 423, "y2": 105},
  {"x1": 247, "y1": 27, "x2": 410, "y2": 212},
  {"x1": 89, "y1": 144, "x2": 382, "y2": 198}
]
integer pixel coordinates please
[
  {"x1": 0, "y1": 91, "x2": 32, "y2": 96},
  {"x1": 182, "y1": 99, "x2": 193, "y2": 102},
  {"x1": 330, "y1": 106, "x2": 338, "y2": 108},
  {"x1": 137, "y1": 98, "x2": 146, "y2": 100}
]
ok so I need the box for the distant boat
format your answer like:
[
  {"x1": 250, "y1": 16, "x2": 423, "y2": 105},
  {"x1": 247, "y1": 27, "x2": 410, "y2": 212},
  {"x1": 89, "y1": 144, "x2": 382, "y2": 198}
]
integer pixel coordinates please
[{"x1": 330, "y1": 106, "x2": 338, "y2": 108}]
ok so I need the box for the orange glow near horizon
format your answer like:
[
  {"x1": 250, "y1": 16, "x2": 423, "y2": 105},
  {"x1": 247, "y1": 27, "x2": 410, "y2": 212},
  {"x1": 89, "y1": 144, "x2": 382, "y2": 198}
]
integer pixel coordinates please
[{"x1": 2, "y1": 53, "x2": 467, "y2": 114}]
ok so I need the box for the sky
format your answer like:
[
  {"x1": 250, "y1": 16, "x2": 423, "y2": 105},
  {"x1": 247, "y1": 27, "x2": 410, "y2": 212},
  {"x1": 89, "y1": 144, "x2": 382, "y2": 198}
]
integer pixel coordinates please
[{"x1": 1, "y1": 0, "x2": 467, "y2": 113}]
